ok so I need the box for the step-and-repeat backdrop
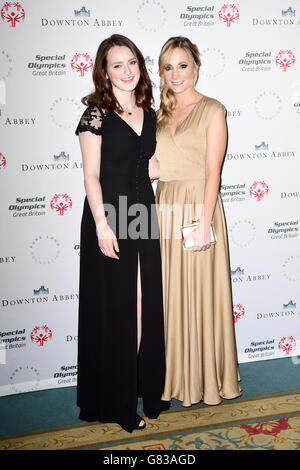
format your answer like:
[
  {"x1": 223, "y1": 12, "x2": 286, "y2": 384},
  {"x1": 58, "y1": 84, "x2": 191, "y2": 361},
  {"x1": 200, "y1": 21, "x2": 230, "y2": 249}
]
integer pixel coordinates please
[{"x1": 1, "y1": 0, "x2": 299, "y2": 396}]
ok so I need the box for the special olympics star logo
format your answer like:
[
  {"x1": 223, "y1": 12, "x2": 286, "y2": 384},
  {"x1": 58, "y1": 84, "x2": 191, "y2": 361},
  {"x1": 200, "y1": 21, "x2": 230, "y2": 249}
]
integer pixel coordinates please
[
  {"x1": 278, "y1": 336, "x2": 296, "y2": 355},
  {"x1": 218, "y1": 4, "x2": 239, "y2": 27},
  {"x1": 249, "y1": 181, "x2": 269, "y2": 201},
  {"x1": 30, "y1": 325, "x2": 53, "y2": 346},
  {"x1": 0, "y1": 153, "x2": 6, "y2": 169},
  {"x1": 50, "y1": 193, "x2": 72, "y2": 215},
  {"x1": 71, "y1": 53, "x2": 93, "y2": 77},
  {"x1": 233, "y1": 304, "x2": 245, "y2": 323},
  {"x1": 1, "y1": 2, "x2": 25, "y2": 27},
  {"x1": 275, "y1": 50, "x2": 295, "y2": 72}
]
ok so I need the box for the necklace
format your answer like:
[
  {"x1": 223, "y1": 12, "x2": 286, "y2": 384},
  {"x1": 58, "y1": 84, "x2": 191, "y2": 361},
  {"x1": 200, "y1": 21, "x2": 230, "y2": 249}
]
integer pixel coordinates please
[{"x1": 123, "y1": 104, "x2": 136, "y2": 116}]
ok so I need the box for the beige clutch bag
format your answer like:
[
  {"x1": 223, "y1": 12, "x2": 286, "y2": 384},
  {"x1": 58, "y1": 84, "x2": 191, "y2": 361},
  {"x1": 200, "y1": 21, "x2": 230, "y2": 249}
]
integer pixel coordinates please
[{"x1": 181, "y1": 221, "x2": 217, "y2": 250}]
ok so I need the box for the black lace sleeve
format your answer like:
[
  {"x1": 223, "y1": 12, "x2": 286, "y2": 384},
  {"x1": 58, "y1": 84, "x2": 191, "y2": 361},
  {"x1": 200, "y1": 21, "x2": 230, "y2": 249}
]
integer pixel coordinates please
[{"x1": 75, "y1": 105, "x2": 104, "y2": 136}]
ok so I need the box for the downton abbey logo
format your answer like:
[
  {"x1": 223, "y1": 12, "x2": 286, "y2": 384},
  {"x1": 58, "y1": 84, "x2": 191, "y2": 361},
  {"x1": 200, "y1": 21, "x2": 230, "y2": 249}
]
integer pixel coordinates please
[
  {"x1": 21, "y1": 151, "x2": 82, "y2": 172},
  {"x1": 252, "y1": 6, "x2": 300, "y2": 26},
  {"x1": 231, "y1": 266, "x2": 271, "y2": 284},
  {"x1": 74, "y1": 6, "x2": 90, "y2": 16},
  {"x1": 1, "y1": 2, "x2": 25, "y2": 28},
  {"x1": 256, "y1": 300, "x2": 300, "y2": 322},
  {"x1": 41, "y1": 6, "x2": 123, "y2": 28},
  {"x1": 282, "y1": 7, "x2": 296, "y2": 17},
  {"x1": 226, "y1": 141, "x2": 296, "y2": 162},
  {"x1": 2, "y1": 286, "x2": 79, "y2": 308}
]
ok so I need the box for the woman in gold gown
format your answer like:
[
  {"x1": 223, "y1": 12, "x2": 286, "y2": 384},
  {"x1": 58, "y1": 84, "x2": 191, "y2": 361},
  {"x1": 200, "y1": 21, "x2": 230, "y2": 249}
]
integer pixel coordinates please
[{"x1": 149, "y1": 36, "x2": 241, "y2": 407}]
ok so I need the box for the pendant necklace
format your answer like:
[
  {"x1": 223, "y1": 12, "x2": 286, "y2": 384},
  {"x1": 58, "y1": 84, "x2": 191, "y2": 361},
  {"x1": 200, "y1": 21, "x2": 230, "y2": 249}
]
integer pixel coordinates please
[{"x1": 125, "y1": 104, "x2": 135, "y2": 116}]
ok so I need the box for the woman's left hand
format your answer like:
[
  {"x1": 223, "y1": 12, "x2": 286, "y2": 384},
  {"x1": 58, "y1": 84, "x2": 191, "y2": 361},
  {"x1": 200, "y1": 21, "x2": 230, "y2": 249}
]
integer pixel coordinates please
[{"x1": 183, "y1": 219, "x2": 211, "y2": 252}]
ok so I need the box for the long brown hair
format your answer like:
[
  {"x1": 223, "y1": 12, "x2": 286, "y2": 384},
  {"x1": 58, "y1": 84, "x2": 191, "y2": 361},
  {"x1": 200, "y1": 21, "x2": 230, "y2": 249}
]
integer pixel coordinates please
[
  {"x1": 82, "y1": 34, "x2": 153, "y2": 113},
  {"x1": 157, "y1": 36, "x2": 201, "y2": 131}
]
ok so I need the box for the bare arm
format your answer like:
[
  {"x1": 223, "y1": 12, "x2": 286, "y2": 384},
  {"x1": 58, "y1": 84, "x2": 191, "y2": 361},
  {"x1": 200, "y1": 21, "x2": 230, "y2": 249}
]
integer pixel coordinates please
[
  {"x1": 202, "y1": 106, "x2": 227, "y2": 226},
  {"x1": 79, "y1": 131, "x2": 119, "y2": 259},
  {"x1": 183, "y1": 107, "x2": 227, "y2": 251},
  {"x1": 148, "y1": 154, "x2": 160, "y2": 181}
]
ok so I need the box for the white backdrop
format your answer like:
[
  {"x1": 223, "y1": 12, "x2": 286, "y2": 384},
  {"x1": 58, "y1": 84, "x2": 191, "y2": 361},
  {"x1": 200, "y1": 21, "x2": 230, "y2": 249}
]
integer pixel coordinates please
[{"x1": 0, "y1": 0, "x2": 299, "y2": 396}]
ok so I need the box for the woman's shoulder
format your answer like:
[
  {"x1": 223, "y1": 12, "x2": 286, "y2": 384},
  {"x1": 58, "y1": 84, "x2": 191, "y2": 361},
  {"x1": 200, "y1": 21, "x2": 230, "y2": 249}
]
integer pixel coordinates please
[
  {"x1": 75, "y1": 103, "x2": 106, "y2": 136},
  {"x1": 84, "y1": 103, "x2": 108, "y2": 116},
  {"x1": 203, "y1": 95, "x2": 226, "y2": 112}
]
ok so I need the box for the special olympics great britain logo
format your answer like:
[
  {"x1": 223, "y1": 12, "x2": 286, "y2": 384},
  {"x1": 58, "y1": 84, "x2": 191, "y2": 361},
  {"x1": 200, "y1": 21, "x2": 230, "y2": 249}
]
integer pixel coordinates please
[
  {"x1": 275, "y1": 50, "x2": 295, "y2": 72},
  {"x1": 1, "y1": 1, "x2": 25, "y2": 27},
  {"x1": 30, "y1": 325, "x2": 53, "y2": 346},
  {"x1": 0, "y1": 152, "x2": 6, "y2": 169},
  {"x1": 278, "y1": 336, "x2": 296, "y2": 355},
  {"x1": 50, "y1": 193, "x2": 72, "y2": 215},
  {"x1": 137, "y1": 0, "x2": 166, "y2": 32},
  {"x1": 218, "y1": 4, "x2": 239, "y2": 27},
  {"x1": 249, "y1": 181, "x2": 269, "y2": 201},
  {"x1": 71, "y1": 53, "x2": 93, "y2": 77},
  {"x1": 233, "y1": 304, "x2": 245, "y2": 323}
]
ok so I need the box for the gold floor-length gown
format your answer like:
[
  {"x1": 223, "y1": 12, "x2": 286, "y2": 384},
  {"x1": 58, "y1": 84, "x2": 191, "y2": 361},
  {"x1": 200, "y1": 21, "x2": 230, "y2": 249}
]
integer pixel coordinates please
[{"x1": 155, "y1": 95, "x2": 241, "y2": 406}]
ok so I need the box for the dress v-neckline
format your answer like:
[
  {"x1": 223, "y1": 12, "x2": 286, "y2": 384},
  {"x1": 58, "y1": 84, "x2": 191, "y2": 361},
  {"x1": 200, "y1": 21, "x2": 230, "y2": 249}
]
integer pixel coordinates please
[
  {"x1": 114, "y1": 108, "x2": 145, "y2": 137},
  {"x1": 169, "y1": 96, "x2": 205, "y2": 137}
]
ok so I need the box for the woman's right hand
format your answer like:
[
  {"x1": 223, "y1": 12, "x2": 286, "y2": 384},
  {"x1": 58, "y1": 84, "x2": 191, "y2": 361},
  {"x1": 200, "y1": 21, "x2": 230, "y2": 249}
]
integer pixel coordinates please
[
  {"x1": 148, "y1": 154, "x2": 160, "y2": 181},
  {"x1": 96, "y1": 219, "x2": 119, "y2": 260}
]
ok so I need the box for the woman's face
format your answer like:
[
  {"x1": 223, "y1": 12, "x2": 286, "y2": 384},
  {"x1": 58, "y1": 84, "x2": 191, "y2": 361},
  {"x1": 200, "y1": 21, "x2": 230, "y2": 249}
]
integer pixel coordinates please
[
  {"x1": 162, "y1": 47, "x2": 197, "y2": 95},
  {"x1": 106, "y1": 45, "x2": 140, "y2": 94}
]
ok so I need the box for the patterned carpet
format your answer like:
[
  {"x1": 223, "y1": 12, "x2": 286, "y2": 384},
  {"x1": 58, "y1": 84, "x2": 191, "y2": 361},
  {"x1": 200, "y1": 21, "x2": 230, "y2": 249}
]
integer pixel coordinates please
[{"x1": 1, "y1": 389, "x2": 300, "y2": 450}]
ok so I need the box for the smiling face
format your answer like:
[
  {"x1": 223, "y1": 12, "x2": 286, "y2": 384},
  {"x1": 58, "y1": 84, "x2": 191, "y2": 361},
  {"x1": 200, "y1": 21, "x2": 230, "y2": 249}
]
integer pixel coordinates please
[
  {"x1": 162, "y1": 47, "x2": 197, "y2": 95},
  {"x1": 106, "y1": 45, "x2": 140, "y2": 94}
]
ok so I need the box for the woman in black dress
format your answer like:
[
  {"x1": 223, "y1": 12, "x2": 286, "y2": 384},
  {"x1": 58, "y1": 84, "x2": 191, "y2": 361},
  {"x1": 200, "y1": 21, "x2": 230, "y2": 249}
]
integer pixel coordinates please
[{"x1": 75, "y1": 35, "x2": 166, "y2": 433}]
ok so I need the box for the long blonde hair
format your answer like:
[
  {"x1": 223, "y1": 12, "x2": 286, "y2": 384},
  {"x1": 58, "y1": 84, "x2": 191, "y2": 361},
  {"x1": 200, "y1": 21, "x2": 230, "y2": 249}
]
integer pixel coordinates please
[{"x1": 157, "y1": 37, "x2": 201, "y2": 132}]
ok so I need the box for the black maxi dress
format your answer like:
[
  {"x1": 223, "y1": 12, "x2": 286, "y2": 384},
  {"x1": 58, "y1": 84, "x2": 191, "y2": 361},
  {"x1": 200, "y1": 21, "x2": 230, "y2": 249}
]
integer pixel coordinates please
[{"x1": 75, "y1": 104, "x2": 166, "y2": 433}]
